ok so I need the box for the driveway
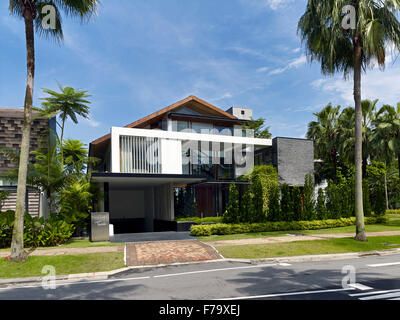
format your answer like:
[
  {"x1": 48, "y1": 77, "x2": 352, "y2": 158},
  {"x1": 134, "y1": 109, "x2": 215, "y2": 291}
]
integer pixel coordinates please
[{"x1": 110, "y1": 231, "x2": 195, "y2": 243}]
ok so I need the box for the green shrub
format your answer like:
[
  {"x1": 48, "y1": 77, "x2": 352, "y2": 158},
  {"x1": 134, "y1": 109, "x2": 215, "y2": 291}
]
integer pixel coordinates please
[
  {"x1": 245, "y1": 165, "x2": 279, "y2": 223},
  {"x1": 0, "y1": 210, "x2": 14, "y2": 248},
  {"x1": 0, "y1": 191, "x2": 10, "y2": 212},
  {"x1": 190, "y1": 216, "x2": 389, "y2": 236},
  {"x1": 387, "y1": 209, "x2": 400, "y2": 214},
  {"x1": 223, "y1": 183, "x2": 240, "y2": 224},
  {"x1": 0, "y1": 210, "x2": 75, "y2": 249},
  {"x1": 59, "y1": 180, "x2": 92, "y2": 231}
]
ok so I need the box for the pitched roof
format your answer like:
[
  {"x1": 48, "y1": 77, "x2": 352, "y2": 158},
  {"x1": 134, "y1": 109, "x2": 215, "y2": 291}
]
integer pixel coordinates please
[{"x1": 90, "y1": 95, "x2": 238, "y2": 146}]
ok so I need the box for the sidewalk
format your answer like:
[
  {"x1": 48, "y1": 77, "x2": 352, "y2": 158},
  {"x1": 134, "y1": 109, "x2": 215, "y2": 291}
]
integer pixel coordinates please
[
  {"x1": 0, "y1": 245, "x2": 124, "y2": 258},
  {"x1": 206, "y1": 231, "x2": 400, "y2": 247}
]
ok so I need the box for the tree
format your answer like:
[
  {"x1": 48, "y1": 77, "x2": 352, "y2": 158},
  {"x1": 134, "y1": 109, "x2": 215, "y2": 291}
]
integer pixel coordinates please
[
  {"x1": 316, "y1": 188, "x2": 328, "y2": 220},
  {"x1": 374, "y1": 104, "x2": 400, "y2": 179},
  {"x1": 251, "y1": 176, "x2": 265, "y2": 222},
  {"x1": 280, "y1": 184, "x2": 293, "y2": 221},
  {"x1": 267, "y1": 184, "x2": 280, "y2": 222},
  {"x1": 303, "y1": 173, "x2": 316, "y2": 220},
  {"x1": 40, "y1": 85, "x2": 91, "y2": 165},
  {"x1": 63, "y1": 139, "x2": 91, "y2": 175},
  {"x1": 338, "y1": 99, "x2": 379, "y2": 177},
  {"x1": 8, "y1": 0, "x2": 99, "y2": 261},
  {"x1": 298, "y1": 0, "x2": 400, "y2": 241},
  {"x1": 223, "y1": 183, "x2": 240, "y2": 224},
  {"x1": 292, "y1": 186, "x2": 303, "y2": 221},
  {"x1": 240, "y1": 190, "x2": 253, "y2": 223},
  {"x1": 307, "y1": 104, "x2": 341, "y2": 183},
  {"x1": 242, "y1": 118, "x2": 272, "y2": 139}
]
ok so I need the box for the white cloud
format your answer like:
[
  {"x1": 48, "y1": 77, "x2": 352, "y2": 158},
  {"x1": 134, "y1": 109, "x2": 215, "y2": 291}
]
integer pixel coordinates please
[
  {"x1": 256, "y1": 66, "x2": 269, "y2": 73},
  {"x1": 311, "y1": 62, "x2": 400, "y2": 106},
  {"x1": 239, "y1": 0, "x2": 294, "y2": 12},
  {"x1": 269, "y1": 55, "x2": 307, "y2": 75},
  {"x1": 227, "y1": 46, "x2": 266, "y2": 59},
  {"x1": 82, "y1": 118, "x2": 101, "y2": 128},
  {"x1": 265, "y1": 0, "x2": 294, "y2": 10}
]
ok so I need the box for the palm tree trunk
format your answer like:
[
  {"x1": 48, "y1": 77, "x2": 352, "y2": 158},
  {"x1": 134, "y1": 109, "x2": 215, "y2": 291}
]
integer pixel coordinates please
[
  {"x1": 10, "y1": 8, "x2": 35, "y2": 262},
  {"x1": 353, "y1": 37, "x2": 367, "y2": 242}
]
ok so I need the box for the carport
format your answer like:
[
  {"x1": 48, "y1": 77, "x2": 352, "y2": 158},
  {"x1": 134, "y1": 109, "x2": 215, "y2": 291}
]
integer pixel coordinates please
[{"x1": 91, "y1": 173, "x2": 205, "y2": 234}]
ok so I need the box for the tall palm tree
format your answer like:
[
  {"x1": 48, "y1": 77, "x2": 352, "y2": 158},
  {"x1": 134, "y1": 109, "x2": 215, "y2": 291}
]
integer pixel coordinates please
[
  {"x1": 40, "y1": 85, "x2": 91, "y2": 165},
  {"x1": 298, "y1": 0, "x2": 400, "y2": 241},
  {"x1": 8, "y1": 0, "x2": 99, "y2": 262},
  {"x1": 307, "y1": 104, "x2": 341, "y2": 183}
]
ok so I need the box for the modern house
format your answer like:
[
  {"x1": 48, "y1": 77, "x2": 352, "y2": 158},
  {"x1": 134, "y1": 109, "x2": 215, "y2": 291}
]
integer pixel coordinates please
[
  {"x1": 0, "y1": 108, "x2": 56, "y2": 217},
  {"x1": 89, "y1": 96, "x2": 314, "y2": 234}
]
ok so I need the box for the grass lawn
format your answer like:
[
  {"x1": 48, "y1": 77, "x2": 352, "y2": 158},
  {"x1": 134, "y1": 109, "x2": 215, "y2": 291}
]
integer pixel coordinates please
[
  {"x1": 0, "y1": 239, "x2": 124, "y2": 252},
  {"x1": 0, "y1": 252, "x2": 125, "y2": 279},
  {"x1": 216, "y1": 235, "x2": 400, "y2": 259},
  {"x1": 199, "y1": 214, "x2": 400, "y2": 242}
]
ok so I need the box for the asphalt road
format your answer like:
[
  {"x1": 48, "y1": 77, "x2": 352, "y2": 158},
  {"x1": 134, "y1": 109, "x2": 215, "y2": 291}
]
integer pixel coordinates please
[{"x1": 1, "y1": 254, "x2": 400, "y2": 300}]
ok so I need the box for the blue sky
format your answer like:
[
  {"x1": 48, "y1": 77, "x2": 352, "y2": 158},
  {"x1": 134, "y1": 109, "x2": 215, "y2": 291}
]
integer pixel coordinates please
[{"x1": 1, "y1": 0, "x2": 400, "y2": 146}]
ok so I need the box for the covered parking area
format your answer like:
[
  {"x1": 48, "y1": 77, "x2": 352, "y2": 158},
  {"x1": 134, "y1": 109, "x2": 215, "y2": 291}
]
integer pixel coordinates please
[{"x1": 91, "y1": 173, "x2": 205, "y2": 234}]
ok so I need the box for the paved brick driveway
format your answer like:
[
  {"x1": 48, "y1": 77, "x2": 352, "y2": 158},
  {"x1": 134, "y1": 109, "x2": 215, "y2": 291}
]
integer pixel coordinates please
[{"x1": 125, "y1": 240, "x2": 222, "y2": 266}]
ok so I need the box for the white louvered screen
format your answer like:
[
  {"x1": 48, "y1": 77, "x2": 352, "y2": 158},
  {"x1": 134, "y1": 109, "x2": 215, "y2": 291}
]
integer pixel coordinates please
[{"x1": 120, "y1": 136, "x2": 161, "y2": 173}]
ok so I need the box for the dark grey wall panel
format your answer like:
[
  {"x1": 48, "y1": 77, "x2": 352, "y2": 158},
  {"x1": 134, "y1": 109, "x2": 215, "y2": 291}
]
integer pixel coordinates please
[{"x1": 273, "y1": 137, "x2": 314, "y2": 186}]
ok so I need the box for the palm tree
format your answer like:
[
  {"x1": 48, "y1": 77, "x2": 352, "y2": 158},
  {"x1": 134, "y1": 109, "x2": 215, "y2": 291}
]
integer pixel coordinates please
[
  {"x1": 8, "y1": 0, "x2": 99, "y2": 262},
  {"x1": 40, "y1": 85, "x2": 91, "y2": 165},
  {"x1": 307, "y1": 104, "x2": 341, "y2": 183},
  {"x1": 63, "y1": 138, "x2": 93, "y2": 175},
  {"x1": 338, "y1": 99, "x2": 379, "y2": 177},
  {"x1": 374, "y1": 104, "x2": 400, "y2": 178},
  {"x1": 298, "y1": 0, "x2": 400, "y2": 241}
]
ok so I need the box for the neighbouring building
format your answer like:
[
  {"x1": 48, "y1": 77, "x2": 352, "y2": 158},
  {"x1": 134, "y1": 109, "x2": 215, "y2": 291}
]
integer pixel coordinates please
[
  {"x1": 89, "y1": 96, "x2": 314, "y2": 234},
  {"x1": 0, "y1": 108, "x2": 56, "y2": 217}
]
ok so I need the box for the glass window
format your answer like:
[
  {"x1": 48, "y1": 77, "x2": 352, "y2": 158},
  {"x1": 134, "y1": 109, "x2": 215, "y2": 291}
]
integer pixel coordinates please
[
  {"x1": 177, "y1": 121, "x2": 189, "y2": 132},
  {"x1": 191, "y1": 122, "x2": 213, "y2": 134}
]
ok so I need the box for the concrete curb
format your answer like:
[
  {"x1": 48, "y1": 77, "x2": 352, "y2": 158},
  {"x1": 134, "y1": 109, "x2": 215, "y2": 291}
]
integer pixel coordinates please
[
  {"x1": 1, "y1": 248, "x2": 399, "y2": 287},
  {"x1": 223, "y1": 248, "x2": 400, "y2": 264}
]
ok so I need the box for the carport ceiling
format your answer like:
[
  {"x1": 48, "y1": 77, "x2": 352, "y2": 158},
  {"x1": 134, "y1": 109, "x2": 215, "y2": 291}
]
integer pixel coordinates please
[{"x1": 91, "y1": 173, "x2": 206, "y2": 188}]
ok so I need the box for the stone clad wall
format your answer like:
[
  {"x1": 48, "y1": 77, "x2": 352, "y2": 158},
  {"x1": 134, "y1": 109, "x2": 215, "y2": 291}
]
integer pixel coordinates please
[
  {"x1": 273, "y1": 137, "x2": 314, "y2": 186},
  {"x1": 0, "y1": 110, "x2": 50, "y2": 175}
]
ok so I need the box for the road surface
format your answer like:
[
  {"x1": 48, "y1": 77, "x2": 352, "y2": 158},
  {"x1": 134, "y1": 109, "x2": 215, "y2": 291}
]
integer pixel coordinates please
[{"x1": 1, "y1": 254, "x2": 400, "y2": 300}]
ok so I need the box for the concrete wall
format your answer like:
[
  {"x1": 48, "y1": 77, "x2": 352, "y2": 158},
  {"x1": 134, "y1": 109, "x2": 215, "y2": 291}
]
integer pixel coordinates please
[
  {"x1": 273, "y1": 137, "x2": 314, "y2": 186},
  {"x1": 154, "y1": 183, "x2": 174, "y2": 221}
]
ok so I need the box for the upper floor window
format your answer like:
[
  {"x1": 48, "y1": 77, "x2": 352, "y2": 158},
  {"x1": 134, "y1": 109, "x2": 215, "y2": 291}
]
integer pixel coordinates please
[{"x1": 174, "y1": 120, "x2": 233, "y2": 136}]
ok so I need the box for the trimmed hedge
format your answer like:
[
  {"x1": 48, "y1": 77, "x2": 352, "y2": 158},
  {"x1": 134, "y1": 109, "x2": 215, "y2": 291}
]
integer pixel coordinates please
[
  {"x1": 190, "y1": 216, "x2": 389, "y2": 236},
  {"x1": 175, "y1": 216, "x2": 223, "y2": 225},
  {"x1": 386, "y1": 209, "x2": 400, "y2": 215}
]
